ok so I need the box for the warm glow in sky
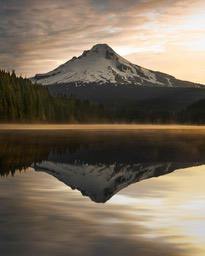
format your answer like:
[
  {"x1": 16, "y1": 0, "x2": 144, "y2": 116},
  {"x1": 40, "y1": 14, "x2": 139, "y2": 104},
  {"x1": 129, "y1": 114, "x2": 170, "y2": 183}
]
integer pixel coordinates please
[{"x1": 0, "y1": 0, "x2": 205, "y2": 83}]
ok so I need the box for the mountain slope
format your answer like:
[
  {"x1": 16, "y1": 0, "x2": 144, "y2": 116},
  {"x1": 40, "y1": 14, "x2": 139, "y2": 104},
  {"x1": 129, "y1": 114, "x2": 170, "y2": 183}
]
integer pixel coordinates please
[{"x1": 32, "y1": 44, "x2": 202, "y2": 88}]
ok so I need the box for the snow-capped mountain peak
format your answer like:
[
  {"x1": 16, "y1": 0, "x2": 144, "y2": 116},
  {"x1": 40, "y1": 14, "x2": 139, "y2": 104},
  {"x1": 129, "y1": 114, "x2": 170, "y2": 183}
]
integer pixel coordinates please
[
  {"x1": 32, "y1": 44, "x2": 201, "y2": 88},
  {"x1": 90, "y1": 43, "x2": 115, "y2": 54}
]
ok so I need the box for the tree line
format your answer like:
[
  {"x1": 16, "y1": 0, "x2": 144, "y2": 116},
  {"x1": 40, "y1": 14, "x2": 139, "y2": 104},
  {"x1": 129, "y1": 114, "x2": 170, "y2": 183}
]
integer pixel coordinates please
[
  {"x1": 0, "y1": 70, "x2": 205, "y2": 124},
  {"x1": 0, "y1": 70, "x2": 105, "y2": 123}
]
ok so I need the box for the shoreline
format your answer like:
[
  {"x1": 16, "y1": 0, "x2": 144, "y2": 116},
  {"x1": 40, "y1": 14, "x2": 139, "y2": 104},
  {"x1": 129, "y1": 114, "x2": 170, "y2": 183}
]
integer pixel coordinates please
[{"x1": 1, "y1": 124, "x2": 205, "y2": 130}]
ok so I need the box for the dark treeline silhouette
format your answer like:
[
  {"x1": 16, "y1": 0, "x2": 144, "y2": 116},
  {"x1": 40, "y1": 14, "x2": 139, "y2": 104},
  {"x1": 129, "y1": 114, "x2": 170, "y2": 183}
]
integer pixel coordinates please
[
  {"x1": 179, "y1": 99, "x2": 205, "y2": 124},
  {"x1": 0, "y1": 70, "x2": 105, "y2": 123},
  {"x1": 103, "y1": 100, "x2": 205, "y2": 124},
  {"x1": 0, "y1": 70, "x2": 205, "y2": 123}
]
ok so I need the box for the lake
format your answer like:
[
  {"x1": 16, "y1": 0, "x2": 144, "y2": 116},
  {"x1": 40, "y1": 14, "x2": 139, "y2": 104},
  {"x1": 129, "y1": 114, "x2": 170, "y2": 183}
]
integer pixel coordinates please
[{"x1": 0, "y1": 125, "x2": 205, "y2": 256}]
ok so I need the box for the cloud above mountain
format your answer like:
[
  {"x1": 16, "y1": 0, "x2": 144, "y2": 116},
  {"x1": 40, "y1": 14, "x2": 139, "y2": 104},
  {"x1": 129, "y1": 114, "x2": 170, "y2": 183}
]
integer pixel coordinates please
[{"x1": 0, "y1": 0, "x2": 204, "y2": 83}]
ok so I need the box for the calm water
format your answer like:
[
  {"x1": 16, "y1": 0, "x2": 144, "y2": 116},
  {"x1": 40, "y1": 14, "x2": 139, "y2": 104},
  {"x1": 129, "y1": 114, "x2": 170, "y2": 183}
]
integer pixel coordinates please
[{"x1": 0, "y1": 128, "x2": 205, "y2": 256}]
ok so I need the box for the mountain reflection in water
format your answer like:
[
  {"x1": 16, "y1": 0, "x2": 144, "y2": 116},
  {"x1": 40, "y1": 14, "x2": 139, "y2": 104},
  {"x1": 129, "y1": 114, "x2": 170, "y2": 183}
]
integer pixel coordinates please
[
  {"x1": 1, "y1": 129, "x2": 205, "y2": 256},
  {"x1": 0, "y1": 129, "x2": 205, "y2": 202}
]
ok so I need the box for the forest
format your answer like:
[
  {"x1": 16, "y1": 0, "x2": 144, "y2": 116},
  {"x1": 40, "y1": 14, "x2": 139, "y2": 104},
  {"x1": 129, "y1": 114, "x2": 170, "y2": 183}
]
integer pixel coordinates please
[
  {"x1": 0, "y1": 70, "x2": 205, "y2": 124},
  {"x1": 0, "y1": 70, "x2": 105, "y2": 123}
]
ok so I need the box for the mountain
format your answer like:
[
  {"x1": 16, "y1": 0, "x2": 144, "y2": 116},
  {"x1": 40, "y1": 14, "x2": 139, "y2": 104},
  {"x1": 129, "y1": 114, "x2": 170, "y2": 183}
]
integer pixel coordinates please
[{"x1": 32, "y1": 44, "x2": 202, "y2": 88}]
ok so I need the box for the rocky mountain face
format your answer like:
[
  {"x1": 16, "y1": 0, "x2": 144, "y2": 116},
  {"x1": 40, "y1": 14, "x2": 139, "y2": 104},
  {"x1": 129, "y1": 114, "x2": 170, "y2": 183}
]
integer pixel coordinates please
[{"x1": 32, "y1": 44, "x2": 202, "y2": 88}]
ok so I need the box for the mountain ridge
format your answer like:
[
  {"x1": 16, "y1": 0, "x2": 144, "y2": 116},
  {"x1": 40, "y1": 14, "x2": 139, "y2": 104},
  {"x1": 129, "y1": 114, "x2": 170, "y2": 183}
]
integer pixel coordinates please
[{"x1": 32, "y1": 44, "x2": 203, "y2": 88}]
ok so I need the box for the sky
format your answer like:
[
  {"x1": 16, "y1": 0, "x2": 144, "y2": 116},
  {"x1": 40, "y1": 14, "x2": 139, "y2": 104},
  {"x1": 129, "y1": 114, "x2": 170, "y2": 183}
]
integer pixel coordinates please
[{"x1": 0, "y1": 0, "x2": 205, "y2": 83}]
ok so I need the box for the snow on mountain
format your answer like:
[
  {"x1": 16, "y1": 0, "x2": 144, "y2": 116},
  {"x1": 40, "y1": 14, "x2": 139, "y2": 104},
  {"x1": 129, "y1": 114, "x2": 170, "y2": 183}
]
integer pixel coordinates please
[
  {"x1": 34, "y1": 161, "x2": 196, "y2": 203},
  {"x1": 32, "y1": 44, "x2": 201, "y2": 87}
]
